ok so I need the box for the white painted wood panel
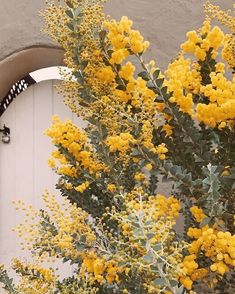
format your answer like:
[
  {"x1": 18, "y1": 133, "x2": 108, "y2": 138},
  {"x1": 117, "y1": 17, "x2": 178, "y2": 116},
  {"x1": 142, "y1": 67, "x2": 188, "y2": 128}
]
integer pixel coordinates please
[{"x1": 0, "y1": 80, "x2": 77, "y2": 269}]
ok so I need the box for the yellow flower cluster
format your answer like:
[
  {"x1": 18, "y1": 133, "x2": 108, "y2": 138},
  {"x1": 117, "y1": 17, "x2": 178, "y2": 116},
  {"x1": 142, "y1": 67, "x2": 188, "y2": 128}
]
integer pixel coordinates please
[
  {"x1": 205, "y1": 1, "x2": 235, "y2": 33},
  {"x1": 222, "y1": 34, "x2": 235, "y2": 69},
  {"x1": 205, "y1": 1, "x2": 235, "y2": 68},
  {"x1": 114, "y1": 74, "x2": 157, "y2": 116},
  {"x1": 12, "y1": 200, "x2": 40, "y2": 250},
  {"x1": 197, "y1": 72, "x2": 235, "y2": 128},
  {"x1": 180, "y1": 254, "x2": 208, "y2": 290},
  {"x1": 10, "y1": 187, "x2": 185, "y2": 293},
  {"x1": 46, "y1": 115, "x2": 87, "y2": 150},
  {"x1": 13, "y1": 192, "x2": 96, "y2": 261},
  {"x1": 190, "y1": 206, "x2": 207, "y2": 223},
  {"x1": 134, "y1": 172, "x2": 146, "y2": 182},
  {"x1": 90, "y1": 17, "x2": 161, "y2": 142},
  {"x1": 139, "y1": 120, "x2": 155, "y2": 150},
  {"x1": 155, "y1": 143, "x2": 168, "y2": 160},
  {"x1": 106, "y1": 132, "x2": 136, "y2": 153},
  {"x1": 108, "y1": 190, "x2": 184, "y2": 293},
  {"x1": 166, "y1": 19, "x2": 235, "y2": 129},
  {"x1": 58, "y1": 165, "x2": 77, "y2": 177},
  {"x1": 46, "y1": 115, "x2": 106, "y2": 191},
  {"x1": 188, "y1": 227, "x2": 235, "y2": 273},
  {"x1": 107, "y1": 183, "x2": 116, "y2": 193},
  {"x1": 12, "y1": 192, "x2": 139, "y2": 291},
  {"x1": 161, "y1": 124, "x2": 173, "y2": 137},
  {"x1": 12, "y1": 258, "x2": 55, "y2": 283},
  {"x1": 165, "y1": 56, "x2": 201, "y2": 115},
  {"x1": 10, "y1": 183, "x2": 186, "y2": 294},
  {"x1": 181, "y1": 20, "x2": 224, "y2": 61},
  {"x1": 137, "y1": 120, "x2": 168, "y2": 160},
  {"x1": 45, "y1": 0, "x2": 163, "y2": 164},
  {"x1": 44, "y1": 0, "x2": 123, "y2": 135},
  {"x1": 44, "y1": 0, "x2": 106, "y2": 72},
  {"x1": 104, "y1": 16, "x2": 150, "y2": 57},
  {"x1": 180, "y1": 206, "x2": 235, "y2": 290},
  {"x1": 11, "y1": 258, "x2": 56, "y2": 294},
  {"x1": 152, "y1": 194, "x2": 180, "y2": 218},
  {"x1": 119, "y1": 61, "x2": 135, "y2": 81},
  {"x1": 75, "y1": 181, "x2": 90, "y2": 193},
  {"x1": 96, "y1": 66, "x2": 116, "y2": 84},
  {"x1": 81, "y1": 252, "x2": 124, "y2": 285},
  {"x1": 109, "y1": 48, "x2": 129, "y2": 65},
  {"x1": 122, "y1": 193, "x2": 181, "y2": 237},
  {"x1": 44, "y1": 192, "x2": 96, "y2": 249}
]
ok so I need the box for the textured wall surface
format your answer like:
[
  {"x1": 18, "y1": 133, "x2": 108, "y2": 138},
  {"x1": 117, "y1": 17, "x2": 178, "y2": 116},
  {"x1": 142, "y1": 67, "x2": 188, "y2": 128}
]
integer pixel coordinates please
[{"x1": 0, "y1": 0, "x2": 54, "y2": 61}]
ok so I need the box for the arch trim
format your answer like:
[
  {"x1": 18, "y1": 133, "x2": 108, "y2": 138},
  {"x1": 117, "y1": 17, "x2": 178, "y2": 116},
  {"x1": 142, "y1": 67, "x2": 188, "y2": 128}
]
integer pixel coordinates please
[{"x1": 0, "y1": 46, "x2": 64, "y2": 101}]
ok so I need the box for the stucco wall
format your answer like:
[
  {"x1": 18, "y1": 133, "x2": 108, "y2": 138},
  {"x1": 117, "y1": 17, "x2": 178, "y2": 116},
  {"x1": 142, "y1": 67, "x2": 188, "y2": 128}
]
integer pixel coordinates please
[
  {"x1": 0, "y1": 0, "x2": 54, "y2": 62},
  {"x1": 0, "y1": 0, "x2": 233, "y2": 98}
]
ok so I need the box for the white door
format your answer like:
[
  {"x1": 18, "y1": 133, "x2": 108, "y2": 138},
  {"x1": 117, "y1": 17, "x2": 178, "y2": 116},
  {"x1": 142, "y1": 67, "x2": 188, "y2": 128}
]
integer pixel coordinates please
[{"x1": 0, "y1": 80, "x2": 84, "y2": 268}]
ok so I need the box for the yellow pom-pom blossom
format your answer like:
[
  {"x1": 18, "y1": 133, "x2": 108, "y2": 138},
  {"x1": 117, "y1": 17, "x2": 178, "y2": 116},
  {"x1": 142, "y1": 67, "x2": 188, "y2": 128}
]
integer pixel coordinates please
[
  {"x1": 110, "y1": 49, "x2": 129, "y2": 65},
  {"x1": 46, "y1": 115, "x2": 87, "y2": 150},
  {"x1": 155, "y1": 143, "x2": 168, "y2": 160},
  {"x1": 104, "y1": 16, "x2": 150, "y2": 55},
  {"x1": 81, "y1": 253, "x2": 123, "y2": 285},
  {"x1": 107, "y1": 183, "x2": 117, "y2": 193},
  {"x1": 75, "y1": 181, "x2": 90, "y2": 193},
  {"x1": 180, "y1": 206, "x2": 235, "y2": 290},
  {"x1": 188, "y1": 227, "x2": 235, "y2": 273},
  {"x1": 190, "y1": 206, "x2": 207, "y2": 223},
  {"x1": 165, "y1": 19, "x2": 235, "y2": 129},
  {"x1": 106, "y1": 132, "x2": 136, "y2": 153},
  {"x1": 96, "y1": 66, "x2": 116, "y2": 83},
  {"x1": 165, "y1": 56, "x2": 201, "y2": 115},
  {"x1": 222, "y1": 34, "x2": 235, "y2": 69},
  {"x1": 145, "y1": 163, "x2": 152, "y2": 171},
  {"x1": 181, "y1": 21, "x2": 224, "y2": 61},
  {"x1": 46, "y1": 115, "x2": 107, "y2": 190},
  {"x1": 134, "y1": 172, "x2": 146, "y2": 182},
  {"x1": 119, "y1": 62, "x2": 136, "y2": 81},
  {"x1": 196, "y1": 72, "x2": 235, "y2": 128}
]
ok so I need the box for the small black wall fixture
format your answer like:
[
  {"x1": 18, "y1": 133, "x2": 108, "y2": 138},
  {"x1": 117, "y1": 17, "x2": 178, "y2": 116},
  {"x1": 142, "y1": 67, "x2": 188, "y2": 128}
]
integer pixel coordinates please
[
  {"x1": 0, "y1": 124, "x2": 10, "y2": 144},
  {"x1": 0, "y1": 75, "x2": 36, "y2": 117}
]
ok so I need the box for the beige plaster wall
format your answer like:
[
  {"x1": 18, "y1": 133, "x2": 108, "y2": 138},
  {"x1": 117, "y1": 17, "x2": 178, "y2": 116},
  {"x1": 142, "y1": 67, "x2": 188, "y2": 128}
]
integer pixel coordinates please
[
  {"x1": 0, "y1": 0, "x2": 54, "y2": 62},
  {"x1": 0, "y1": 0, "x2": 233, "y2": 99}
]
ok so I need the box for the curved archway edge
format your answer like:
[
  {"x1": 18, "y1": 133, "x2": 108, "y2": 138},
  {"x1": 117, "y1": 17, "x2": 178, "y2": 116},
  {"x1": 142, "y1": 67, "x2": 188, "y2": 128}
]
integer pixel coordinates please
[{"x1": 0, "y1": 46, "x2": 64, "y2": 101}]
